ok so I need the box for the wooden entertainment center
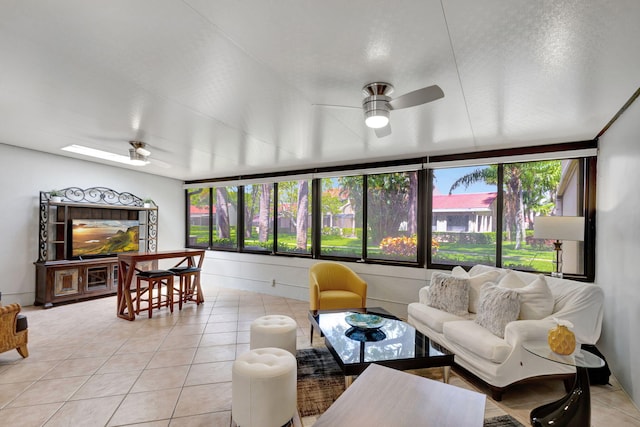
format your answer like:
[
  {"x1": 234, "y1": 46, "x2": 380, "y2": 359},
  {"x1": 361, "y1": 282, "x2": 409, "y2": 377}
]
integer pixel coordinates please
[{"x1": 34, "y1": 187, "x2": 158, "y2": 308}]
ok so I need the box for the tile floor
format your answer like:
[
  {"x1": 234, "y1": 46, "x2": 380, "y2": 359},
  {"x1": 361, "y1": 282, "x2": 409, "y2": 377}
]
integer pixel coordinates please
[{"x1": 1, "y1": 284, "x2": 639, "y2": 426}]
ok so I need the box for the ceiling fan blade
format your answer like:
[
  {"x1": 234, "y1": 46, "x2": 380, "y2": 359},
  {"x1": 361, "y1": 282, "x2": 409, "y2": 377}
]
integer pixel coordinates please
[
  {"x1": 387, "y1": 85, "x2": 444, "y2": 110},
  {"x1": 312, "y1": 103, "x2": 360, "y2": 110},
  {"x1": 375, "y1": 124, "x2": 392, "y2": 138},
  {"x1": 150, "y1": 158, "x2": 172, "y2": 168}
]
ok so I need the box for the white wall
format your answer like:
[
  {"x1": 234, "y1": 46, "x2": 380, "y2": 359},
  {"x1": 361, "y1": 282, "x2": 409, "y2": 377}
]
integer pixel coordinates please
[
  {"x1": 597, "y1": 98, "x2": 640, "y2": 408},
  {"x1": 0, "y1": 144, "x2": 185, "y2": 306},
  {"x1": 201, "y1": 250, "x2": 432, "y2": 319}
]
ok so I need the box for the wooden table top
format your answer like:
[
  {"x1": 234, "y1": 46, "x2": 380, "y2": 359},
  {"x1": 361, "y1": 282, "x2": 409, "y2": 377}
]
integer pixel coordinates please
[{"x1": 313, "y1": 363, "x2": 486, "y2": 427}]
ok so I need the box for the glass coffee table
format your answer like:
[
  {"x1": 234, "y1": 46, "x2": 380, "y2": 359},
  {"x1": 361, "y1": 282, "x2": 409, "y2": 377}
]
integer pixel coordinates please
[
  {"x1": 524, "y1": 343, "x2": 605, "y2": 427},
  {"x1": 308, "y1": 307, "x2": 454, "y2": 387}
]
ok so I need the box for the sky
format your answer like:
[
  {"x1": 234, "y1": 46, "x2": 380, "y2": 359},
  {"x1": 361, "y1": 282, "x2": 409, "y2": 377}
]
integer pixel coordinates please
[{"x1": 432, "y1": 166, "x2": 495, "y2": 195}]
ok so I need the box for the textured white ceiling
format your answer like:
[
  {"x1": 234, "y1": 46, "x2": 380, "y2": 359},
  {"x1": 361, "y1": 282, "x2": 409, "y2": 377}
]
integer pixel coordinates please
[{"x1": 0, "y1": 0, "x2": 638, "y2": 181}]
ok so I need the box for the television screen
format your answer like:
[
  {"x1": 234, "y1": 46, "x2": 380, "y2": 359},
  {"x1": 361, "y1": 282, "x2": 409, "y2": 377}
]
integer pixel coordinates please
[{"x1": 71, "y1": 219, "x2": 140, "y2": 258}]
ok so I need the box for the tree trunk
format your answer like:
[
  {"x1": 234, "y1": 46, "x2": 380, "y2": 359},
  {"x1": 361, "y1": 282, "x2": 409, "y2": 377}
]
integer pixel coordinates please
[
  {"x1": 296, "y1": 181, "x2": 309, "y2": 250},
  {"x1": 408, "y1": 172, "x2": 418, "y2": 235},
  {"x1": 245, "y1": 186, "x2": 258, "y2": 238},
  {"x1": 258, "y1": 184, "x2": 271, "y2": 242},
  {"x1": 508, "y1": 173, "x2": 526, "y2": 250},
  {"x1": 215, "y1": 187, "x2": 231, "y2": 239}
]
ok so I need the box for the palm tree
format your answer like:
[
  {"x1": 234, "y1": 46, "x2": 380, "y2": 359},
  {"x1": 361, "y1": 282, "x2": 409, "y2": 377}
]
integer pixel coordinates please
[{"x1": 449, "y1": 161, "x2": 561, "y2": 249}]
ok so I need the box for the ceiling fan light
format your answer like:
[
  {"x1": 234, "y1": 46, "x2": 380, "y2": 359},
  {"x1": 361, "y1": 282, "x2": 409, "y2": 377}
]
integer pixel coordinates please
[
  {"x1": 364, "y1": 110, "x2": 390, "y2": 129},
  {"x1": 136, "y1": 147, "x2": 151, "y2": 157}
]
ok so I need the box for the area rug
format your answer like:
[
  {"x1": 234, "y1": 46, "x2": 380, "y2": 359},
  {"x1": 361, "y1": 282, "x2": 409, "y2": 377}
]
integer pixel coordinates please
[
  {"x1": 296, "y1": 347, "x2": 345, "y2": 417},
  {"x1": 483, "y1": 415, "x2": 525, "y2": 426},
  {"x1": 296, "y1": 347, "x2": 524, "y2": 426}
]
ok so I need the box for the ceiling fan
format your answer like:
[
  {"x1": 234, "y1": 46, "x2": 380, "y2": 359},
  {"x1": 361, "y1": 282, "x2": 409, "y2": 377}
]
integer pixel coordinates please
[
  {"x1": 317, "y1": 82, "x2": 444, "y2": 138},
  {"x1": 128, "y1": 141, "x2": 151, "y2": 165},
  {"x1": 362, "y1": 82, "x2": 444, "y2": 137},
  {"x1": 128, "y1": 141, "x2": 171, "y2": 168}
]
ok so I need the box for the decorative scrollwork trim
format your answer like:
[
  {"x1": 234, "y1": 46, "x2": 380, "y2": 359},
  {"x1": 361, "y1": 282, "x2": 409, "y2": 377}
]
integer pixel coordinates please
[{"x1": 42, "y1": 187, "x2": 150, "y2": 207}]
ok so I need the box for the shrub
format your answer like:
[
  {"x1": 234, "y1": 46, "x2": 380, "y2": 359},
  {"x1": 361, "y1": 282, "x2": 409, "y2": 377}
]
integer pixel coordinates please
[
  {"x1": 432, "y1": 232, "x2": 496, "y2": 245},
  {"x1": 379, "y1": 236, "x2": 417, "y2": 257},
  {"x1": 321, "y1": 227, "x2": 341, "y2": 237},
  {"x1": 431, "y1": 238, "x2": 440, "y2": 255},
  {"x1": 211, "y1": 238, "x2": 235, "y2": 248}
]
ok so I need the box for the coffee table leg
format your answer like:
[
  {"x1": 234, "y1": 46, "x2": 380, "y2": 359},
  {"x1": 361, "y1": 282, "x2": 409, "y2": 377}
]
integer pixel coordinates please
[
  {"x1": 443, "y1": 366, "x2": 451, "y2": 384},
  {"x1": 345, "y1": 375, "x2": 353, "y2": 388}
]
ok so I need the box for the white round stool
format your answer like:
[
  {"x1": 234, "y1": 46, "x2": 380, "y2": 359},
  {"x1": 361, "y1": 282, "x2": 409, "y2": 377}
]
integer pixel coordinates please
[
  {"x1": 250, "y1": 315, "x2": 297, "y2": 355},
  {"x1": 232, "y1": 347, "x2": 297, "y2": 427}
]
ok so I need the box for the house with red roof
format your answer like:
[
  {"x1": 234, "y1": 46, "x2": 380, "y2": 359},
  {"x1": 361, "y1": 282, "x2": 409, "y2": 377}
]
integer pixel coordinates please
[{"x1": 432, "y1": 192, "x2": 498, "y2": 233}]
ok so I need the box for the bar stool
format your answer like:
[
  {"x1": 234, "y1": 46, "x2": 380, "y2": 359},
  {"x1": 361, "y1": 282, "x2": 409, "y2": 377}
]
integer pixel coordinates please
[
  {"x1": 169, "y1": 266, "x2": 202, "y2": 310},
  {"x1": 135, "y1": 270, "x2": 175, "y2": 318}
]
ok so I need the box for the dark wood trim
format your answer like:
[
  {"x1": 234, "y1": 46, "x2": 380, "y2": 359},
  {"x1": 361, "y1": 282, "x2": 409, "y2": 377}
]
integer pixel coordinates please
[
  {"x1": 596, "y1": 87, "x2": 640, "y2": 138},
  {"x1": 428, "y1": 140, "x2": 597, "y2": 163},
  {"x1": 495, "y1": 164, "x2": 504, "y2": 267},
  {"x1": 584, "y1": 156, "x2": 597, "y2": 281},
  {"x1": 416, "y1": 169, "x2": 427, "y2": 267},
  {"x1": 311, "y1": 178, "x2": 321, "y2": 259},
  {"x1": 237, "y1": 185, "x2": 245, "y2": 252}
]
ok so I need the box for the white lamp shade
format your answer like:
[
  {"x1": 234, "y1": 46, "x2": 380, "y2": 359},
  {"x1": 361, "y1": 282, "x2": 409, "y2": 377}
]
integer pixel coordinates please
[{"x1": 533, "y1": 216, "x2": 585, "y2": 241}]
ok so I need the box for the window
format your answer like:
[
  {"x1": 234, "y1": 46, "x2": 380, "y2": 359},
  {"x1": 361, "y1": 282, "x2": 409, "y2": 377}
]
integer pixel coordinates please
[
  {"x1": 276, "y1": 180, "x2": 312, "y2": 254},
  {"x1": 319, "y1": 176, "x2": 363, "y2": 258},
  {"x1": 429, "y1": 158, "x2": 589, "y2": 277},
  {"x1": 211, "y1": 185, "x2": 238, "y2": 250},
  {"x1": 367, "y1": 171, "x2": 419, "y2": 263},
  {"x1": 185, "y1": 142, "x2": 596, "y2": 279},
  {"x1": 501, "y1": 159, "x2": 585, "y2": 275},
  {"x1": 431, "y1": 166, "x2": 498, "y2": 267},
  {"x1": 243, "y1": 183, "x2": 274, "y2": 252},
  {"x1": 187, "y1": 188, "x2": 210, "y2": 248}
]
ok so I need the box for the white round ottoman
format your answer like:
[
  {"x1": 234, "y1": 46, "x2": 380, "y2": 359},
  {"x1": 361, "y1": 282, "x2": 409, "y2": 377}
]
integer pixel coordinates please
[
  {"x1": 232, "y1": 347, "x2": 297, "y2": 427},
  {"x1": 250, "y1": 315, "x2": 297, "y2": 355}
]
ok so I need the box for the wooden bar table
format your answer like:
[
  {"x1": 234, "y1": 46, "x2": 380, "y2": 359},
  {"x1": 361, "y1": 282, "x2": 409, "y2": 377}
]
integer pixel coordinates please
[{"x1": 117, "y1": 249, "x2": 206, "y2": 321}]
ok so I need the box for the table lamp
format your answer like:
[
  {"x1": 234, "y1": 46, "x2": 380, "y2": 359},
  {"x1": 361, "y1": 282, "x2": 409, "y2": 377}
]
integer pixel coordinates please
[{"x1": 533, "y1": 216, "x2": 584, "y2": 278}]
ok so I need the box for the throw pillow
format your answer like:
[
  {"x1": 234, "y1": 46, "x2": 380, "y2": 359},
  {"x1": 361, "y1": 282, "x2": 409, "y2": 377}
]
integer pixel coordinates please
[
  {"x1": 451, "y1": 266, "x2": 502, "y2": 313},
  {"x1": 498, "y1": 272, "x2": 554, "y2": 320},
  {"x1": 474, "y1": 283, "x2": 520, "y2": 338},
  {"x1": 427, "y1": 272, "x2": 470, "y2": 316}
]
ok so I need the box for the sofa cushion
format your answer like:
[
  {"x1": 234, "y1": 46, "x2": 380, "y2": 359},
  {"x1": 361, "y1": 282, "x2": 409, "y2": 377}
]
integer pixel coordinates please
[
  {"x1": 499, "y1": 272, "x2": 554, "y2": 320},
  {"x1": 474, "y1": 283, "x2": 520, "y2": 338},
  {"x1": 408, "y1": 302, "x2": 468, "y2": 334},
  {"x1": 452, "y1": 266, "x2": 502, "y2": 313},
  {"x1": 427, "y1": 272, "x2": 469, "y2": 316},
  {"x1": 443, "y1": 320, "x2": 513, "y2": 363}
]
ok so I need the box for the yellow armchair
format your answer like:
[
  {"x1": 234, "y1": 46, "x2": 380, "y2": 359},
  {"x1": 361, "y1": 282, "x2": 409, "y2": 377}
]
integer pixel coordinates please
[
  {"x1": 0, "y1": 303, "x2": 29, "y2": 358},
  {"x1": 309, "y1": 262, "x2": 367, "y2": 311}
]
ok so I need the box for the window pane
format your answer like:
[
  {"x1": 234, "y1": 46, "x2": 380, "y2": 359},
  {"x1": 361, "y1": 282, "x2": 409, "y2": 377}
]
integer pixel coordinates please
[
  {"x1": 320, "y1": 176, "x2": 363, "y2": 258},
  {"x1": 367, "y1": 172, "x2": 418, "y2": 262},
  {"x1": 187, "y1": 188, "x2": 210, "y2": 248},
  {"x1": 211, "y1": 186, "x2": 238, "y2": 249},
  {"x1": 431, "y1": 166, "x2": 498, "y2": 266},
  {"x1": 503, "y1": 159, "x2": 584, "y2": 275},
  {"x1": 276, "y1": 180, "x2": 312, "y2": 254},
  {"x1": 243, "y1": 184, "x2": 274, "y2": 252}
]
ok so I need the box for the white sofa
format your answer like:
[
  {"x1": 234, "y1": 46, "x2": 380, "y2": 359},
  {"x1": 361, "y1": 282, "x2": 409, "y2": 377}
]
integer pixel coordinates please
[{"x1": 408, "y1": 265, "x2": 604, "y2": 400}]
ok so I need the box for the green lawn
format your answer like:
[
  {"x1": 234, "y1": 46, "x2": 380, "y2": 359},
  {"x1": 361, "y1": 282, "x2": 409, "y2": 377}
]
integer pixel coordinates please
[
  {"x1": 433, "y1": 242, "x2": 554, "y2": 272},
  {"x1": 189, "y1": 225, "x2": 554, "y2": 271}
]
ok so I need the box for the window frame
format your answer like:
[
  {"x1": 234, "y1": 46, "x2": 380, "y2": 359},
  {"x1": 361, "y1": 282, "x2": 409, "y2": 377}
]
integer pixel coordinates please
[{"x1": 184, "y1": 140, "x2": 597, "y2": 281}]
